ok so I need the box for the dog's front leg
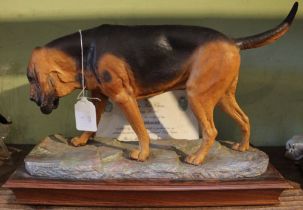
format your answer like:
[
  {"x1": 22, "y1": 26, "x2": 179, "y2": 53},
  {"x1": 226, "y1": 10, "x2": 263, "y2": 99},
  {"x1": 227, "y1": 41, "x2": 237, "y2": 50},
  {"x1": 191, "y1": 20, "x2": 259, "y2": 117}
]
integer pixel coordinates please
[
  {"x1": 112, "y1": 91, "x2": 150, "y2": 161},
  {"x1": 71, "y1": 91, "x2": 108, "y2": 146}
]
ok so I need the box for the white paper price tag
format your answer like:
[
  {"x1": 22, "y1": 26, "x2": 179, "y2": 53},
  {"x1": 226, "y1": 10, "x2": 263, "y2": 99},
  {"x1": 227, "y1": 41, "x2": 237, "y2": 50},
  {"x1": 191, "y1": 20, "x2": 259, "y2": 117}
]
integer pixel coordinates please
[{"x1": 74, "y1": 97, "x2": 97, "y2": 132}]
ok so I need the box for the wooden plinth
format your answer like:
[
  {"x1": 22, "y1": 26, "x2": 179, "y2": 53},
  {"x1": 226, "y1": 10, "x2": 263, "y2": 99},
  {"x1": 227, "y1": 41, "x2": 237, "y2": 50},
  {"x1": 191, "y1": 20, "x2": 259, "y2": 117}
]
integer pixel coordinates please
[{"x1": 4, "y1": 164, "x2": 291, "y2": 207}]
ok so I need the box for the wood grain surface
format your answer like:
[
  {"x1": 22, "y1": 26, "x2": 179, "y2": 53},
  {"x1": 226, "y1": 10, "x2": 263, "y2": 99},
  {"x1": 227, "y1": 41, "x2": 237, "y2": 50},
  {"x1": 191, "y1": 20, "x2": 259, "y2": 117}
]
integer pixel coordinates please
[
  {"x1": 1, "y1": 145, "x2": 302, "y2": 209},
  {"x1": 1, "y1": 183, "x2": 303, "y2": 209}
]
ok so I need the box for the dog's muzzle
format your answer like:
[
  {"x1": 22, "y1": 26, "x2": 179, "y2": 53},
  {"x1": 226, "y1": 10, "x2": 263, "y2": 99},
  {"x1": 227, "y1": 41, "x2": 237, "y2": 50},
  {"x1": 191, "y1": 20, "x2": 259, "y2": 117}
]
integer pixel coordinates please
[
  {"x1": 31, "y1": 93, "x2": 59, "y2": 114},
  {"x1": 40, "y1": 97, "x2": 59, "y2": 114}
]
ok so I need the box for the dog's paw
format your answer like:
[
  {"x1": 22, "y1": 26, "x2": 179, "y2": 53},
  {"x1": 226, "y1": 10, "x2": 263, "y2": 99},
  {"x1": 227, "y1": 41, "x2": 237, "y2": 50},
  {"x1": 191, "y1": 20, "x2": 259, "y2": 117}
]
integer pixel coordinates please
[
  {"x1": 232, "y1": 142, "x2": 249, "y2": 152},
  {"x1": 70, "y1": 137, "x2": 88, "y2": 147},
  {"x1": 129, "y1": 149, "x2": 149, "y2": 161},
  {"x1": 185, "y1": 154, "x2": 204, "y2": 165}
]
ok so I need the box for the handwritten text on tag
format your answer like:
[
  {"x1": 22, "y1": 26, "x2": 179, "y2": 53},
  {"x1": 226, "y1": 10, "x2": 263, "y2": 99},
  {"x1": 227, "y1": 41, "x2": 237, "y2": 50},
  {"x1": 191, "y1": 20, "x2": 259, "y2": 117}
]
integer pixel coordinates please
[{"x1": 74, "y1": 97, "x2": 97, "y2": 132}]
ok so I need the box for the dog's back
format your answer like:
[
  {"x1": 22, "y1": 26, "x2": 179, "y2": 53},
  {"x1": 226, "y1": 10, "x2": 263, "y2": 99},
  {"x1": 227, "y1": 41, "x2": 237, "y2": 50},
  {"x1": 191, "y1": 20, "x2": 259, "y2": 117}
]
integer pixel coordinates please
[
  {"x1": 47, "y1": 24, "x2": 232, "y2": 89},
  {"x1": 95, "y1": 25, "x2": 232, "y2": 87}
]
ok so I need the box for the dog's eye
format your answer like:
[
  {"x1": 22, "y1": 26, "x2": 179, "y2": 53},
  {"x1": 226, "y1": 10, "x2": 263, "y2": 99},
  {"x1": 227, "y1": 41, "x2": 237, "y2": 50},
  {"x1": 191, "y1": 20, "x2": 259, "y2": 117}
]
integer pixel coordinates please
[
  {"x1": 27, "y1": 75, "x2": 34, "y2": 83},
  {"x1": 27, "y1": 70, "x2": 35, "y2": 83}
]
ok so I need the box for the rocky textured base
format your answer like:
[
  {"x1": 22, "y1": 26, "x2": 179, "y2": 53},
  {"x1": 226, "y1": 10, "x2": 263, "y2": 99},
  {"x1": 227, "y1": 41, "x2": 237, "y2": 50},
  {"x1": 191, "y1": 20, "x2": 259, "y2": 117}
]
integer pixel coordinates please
[{"x1": 25, "y1": 135, "x2": 269, "y2": 180}]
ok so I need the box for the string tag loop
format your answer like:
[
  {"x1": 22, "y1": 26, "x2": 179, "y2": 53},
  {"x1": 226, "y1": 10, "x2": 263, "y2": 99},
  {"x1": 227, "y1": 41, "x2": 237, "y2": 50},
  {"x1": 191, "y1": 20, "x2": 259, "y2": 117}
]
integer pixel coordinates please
[{"x1": 74, "y1": 29, "x2": 99, "y2": 131}]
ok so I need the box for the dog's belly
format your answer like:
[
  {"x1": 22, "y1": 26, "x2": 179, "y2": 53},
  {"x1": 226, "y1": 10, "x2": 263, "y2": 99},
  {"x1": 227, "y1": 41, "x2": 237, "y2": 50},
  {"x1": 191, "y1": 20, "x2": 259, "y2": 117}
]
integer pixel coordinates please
[{"x1": 135, "y1": 75, "x2": 187, "y2": 99}]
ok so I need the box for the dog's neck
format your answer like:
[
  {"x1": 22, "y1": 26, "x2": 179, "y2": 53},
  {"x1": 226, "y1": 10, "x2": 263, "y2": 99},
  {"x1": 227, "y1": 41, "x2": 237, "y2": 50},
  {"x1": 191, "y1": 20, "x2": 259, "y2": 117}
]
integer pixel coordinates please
[
  {"x1": 46, "y1": 31, "x2": 100, "y2": 91},
  {"x1": 78, "y1": 70, "x2": 100, "y2": 90}
]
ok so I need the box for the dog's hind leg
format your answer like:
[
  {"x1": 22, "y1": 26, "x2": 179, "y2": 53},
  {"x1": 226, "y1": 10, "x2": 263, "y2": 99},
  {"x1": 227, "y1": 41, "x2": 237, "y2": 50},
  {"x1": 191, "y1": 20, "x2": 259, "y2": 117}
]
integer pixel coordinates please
[
  {"x1": 184, "y1": 41, "x2": 240, "y2": 165},
  {"x1": 185, "y1": 94, "x2": 218, "y2": 165},
  {"x1": 219, "y1": 77, "x2": 250, "y2": 151},
  {"x1": 71, "y1": 91, "x2": 108, "y2": 146}
]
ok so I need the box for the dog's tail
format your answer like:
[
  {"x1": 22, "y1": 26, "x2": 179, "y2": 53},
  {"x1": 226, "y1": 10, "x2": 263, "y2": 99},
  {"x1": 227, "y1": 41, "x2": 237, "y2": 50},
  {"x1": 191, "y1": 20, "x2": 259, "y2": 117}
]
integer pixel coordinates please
[{"x1": 234, "y1": 2, "x2": 298, "y2": 50}]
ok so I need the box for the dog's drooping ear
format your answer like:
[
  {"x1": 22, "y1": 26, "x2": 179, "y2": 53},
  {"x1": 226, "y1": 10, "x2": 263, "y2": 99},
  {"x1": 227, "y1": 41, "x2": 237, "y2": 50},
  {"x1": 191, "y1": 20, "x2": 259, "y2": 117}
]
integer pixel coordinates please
[
  {"x1": 28, "y1": 47, "x2": 81, "y2": 100},
  {"x1": 45, "y1": 48, "x2": 78, "y2": 84},
  {"x1": 32, "y1": 47, "x2": 77, "y2": 83},
  {"x1": 55, "y1": 62, "x2": 77, "y2": 83}
]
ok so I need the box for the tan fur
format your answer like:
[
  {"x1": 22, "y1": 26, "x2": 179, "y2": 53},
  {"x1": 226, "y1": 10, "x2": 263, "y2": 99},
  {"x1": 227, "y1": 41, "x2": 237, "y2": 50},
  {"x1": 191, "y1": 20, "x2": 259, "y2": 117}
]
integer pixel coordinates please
[{"x1": 28, "y1": 40, "x2": 250, "y2": 165}]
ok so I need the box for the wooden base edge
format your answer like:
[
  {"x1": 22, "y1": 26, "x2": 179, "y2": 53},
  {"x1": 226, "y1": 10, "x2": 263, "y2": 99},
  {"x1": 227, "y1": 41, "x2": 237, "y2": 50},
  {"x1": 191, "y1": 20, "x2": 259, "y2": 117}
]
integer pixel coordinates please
[
  {"x1": 11, "y1": 188, "x2": 283, "y2": 207},
  {"x1": 4, "y1": 164, "x2": 291, "y2": 207}
]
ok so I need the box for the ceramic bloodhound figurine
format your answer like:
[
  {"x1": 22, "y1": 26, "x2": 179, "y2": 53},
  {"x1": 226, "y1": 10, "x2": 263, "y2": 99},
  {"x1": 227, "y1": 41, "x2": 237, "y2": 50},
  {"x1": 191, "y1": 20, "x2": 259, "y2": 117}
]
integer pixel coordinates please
[{"x1": 27, "y1": 2, "x2": 298, "y2": 165}]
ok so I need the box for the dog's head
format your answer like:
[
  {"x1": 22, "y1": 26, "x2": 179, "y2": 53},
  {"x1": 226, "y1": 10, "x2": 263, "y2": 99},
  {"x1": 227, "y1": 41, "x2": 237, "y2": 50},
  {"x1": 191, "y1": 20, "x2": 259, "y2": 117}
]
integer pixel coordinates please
[{"x1": 27, "y1": 47, "x2": 79, "y2": 114}]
